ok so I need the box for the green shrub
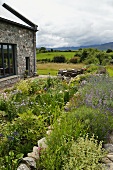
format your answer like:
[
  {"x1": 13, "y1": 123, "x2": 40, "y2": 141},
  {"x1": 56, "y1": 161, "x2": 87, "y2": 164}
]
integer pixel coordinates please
[
  {"x1": 33, "y1": 89, "x2": 64, "y2": 125},
  {"x1": 0, "y1": 110, "x2": 46, "y2": 158},
  {"x1": 106, "y1": 49, "x2": 112, "y2": 53},
  {"x1": 37, "y1": 58, "x2": 51, "y2": 63},
  {"x1": 0, "y1": 151, "x2": 24, "y2": 170},
  {"x1": 14, "y1": 80, "x2": 31, "y2": 95},
  {"x1": 84, "y1": 56, "x2": 99, "y2": 65},
  {"x1": 69, "y1": 56, "x2": 80, "y2": 63},
  {"x1": 102, "y1": 58, "x2": 111, "y2": 66},
  {"x1": 63, "y1": 135, "x2": 106, "y2": 170},
  {"x1": 40, "y1": 111, "x2": 87, "y2": 170},
  {"x1": 52, "y1": 55, "x2": 66, "y2": 63},
  {"x1": 71, "y1": 106, "x2": 113, "y2": 142},
  {"x1": 106, "y1": 66, "x2": 113, "y2": 77},
  {"x1": 40, "y1": 105, "x2": 109, "y2": 169},
  {"x1": 85, "y1": 64, "x2": 99, "y2": 73},
  {"x1": 0, "y1": 97, "x2": 18, "y2": 122}
]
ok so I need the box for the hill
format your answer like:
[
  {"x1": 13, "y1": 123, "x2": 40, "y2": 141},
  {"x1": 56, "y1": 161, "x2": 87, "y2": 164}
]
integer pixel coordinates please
[{"x1": 47, "y1": 42, "x2": 113, "y2": 51}]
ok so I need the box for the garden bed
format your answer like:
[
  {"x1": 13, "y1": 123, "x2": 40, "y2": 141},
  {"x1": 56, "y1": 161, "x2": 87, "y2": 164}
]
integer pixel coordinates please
[{"x1": 0, "y1": 65, "x2": 113, "y2": 169}]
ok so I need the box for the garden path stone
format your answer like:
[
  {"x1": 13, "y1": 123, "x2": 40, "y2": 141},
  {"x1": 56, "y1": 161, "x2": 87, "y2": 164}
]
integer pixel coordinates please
[
  {"x1": 17, "y1": 163, "x2": 30, "y2": 170},
  {"x1": 102, "y1": 140, "x2": 113, "y2": 169},
  {"x1": 38, "y1": 137, "x2": 48, "y2": 149},
  {"x1": 107, "y1": 153, "x2": 113, "y2": 161},
  {"x1": 27, "y1": 146, "x2": 40, "y2": 159},
  {"x1": 22, "y1": 157, "x2": 36, "y2": 168},
  {"x1": 100, "y1": 151, "x2": 113, "y2": 170},
  {"x1": 104, "y1": 144, "x2": 113, "y2": 152},
  {"x1": 17, "y1": 157, "x2": 36, "y2": 170},
  {"x1": 102, "y1": 157, "x2": 112, "y2": 164},
  {"x1": 107, "y1": 132, "x2": 113, "y2": 143},
  {"x1": 104, "y1": 163, "x2": 113, "y2": 170}
]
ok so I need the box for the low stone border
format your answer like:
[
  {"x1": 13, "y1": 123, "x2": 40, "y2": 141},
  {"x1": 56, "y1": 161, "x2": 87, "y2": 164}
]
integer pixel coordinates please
[
  {"x1": 0, "y1": 75, "x2": 20, "y2": 89},
  {"x1": 17, "y1": 128, "x2": 52, "y2": 170}
]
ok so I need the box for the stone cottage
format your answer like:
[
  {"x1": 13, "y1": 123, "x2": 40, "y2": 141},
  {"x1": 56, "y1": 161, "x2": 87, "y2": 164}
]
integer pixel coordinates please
[{"x1": 0, "y1": 3, "x2": 38, "y2": 88}]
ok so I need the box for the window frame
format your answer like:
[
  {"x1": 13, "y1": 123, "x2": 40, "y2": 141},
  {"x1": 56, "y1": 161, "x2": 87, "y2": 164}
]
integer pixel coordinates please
[{"x1": 0, "y1": 43, "x2": 16, "y2": 78}]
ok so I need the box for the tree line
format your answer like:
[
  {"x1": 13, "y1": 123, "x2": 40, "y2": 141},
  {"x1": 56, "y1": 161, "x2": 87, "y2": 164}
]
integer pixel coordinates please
[{"x1": 37, "y1": 47, "x2": 113, "y2": 66}]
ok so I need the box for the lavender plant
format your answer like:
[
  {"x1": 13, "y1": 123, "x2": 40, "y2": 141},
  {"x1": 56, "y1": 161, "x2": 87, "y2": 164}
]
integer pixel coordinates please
[{"x1": 79, "y1": 74, "x2": 113, "y2": 114}]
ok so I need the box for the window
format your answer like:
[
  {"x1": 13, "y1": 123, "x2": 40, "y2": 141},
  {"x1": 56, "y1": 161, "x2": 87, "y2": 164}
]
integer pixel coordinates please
[{"x1": 0, "y1": 44, "x2": 16, "y2": 78}]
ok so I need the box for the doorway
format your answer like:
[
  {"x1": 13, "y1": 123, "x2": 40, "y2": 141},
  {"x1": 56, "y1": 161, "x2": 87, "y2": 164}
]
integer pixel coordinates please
[{"x1": 26, "y1": 57, "x2": 30, "y2": 75}]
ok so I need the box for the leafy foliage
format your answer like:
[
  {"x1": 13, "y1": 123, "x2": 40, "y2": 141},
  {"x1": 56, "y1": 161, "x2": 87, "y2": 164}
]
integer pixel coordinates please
[
  {"x1": 52, "y1": 55, "x2": 66, "y2": 63},
  {"x1": 69, "y1": 56, "x2": 80, "y2": 63},
  {"x1": 40, "y1": 106, "x2": 109, "y2": 169},
  {"x1": 63, "y1": 135, "x2": 106, "y2": 170}
]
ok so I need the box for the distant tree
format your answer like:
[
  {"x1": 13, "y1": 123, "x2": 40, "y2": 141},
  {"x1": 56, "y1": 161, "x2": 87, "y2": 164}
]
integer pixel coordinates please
[
  {"x1": 78, "y1": 48, "x2": 82, "y2": 50},
  {"x1": 51, "y1": 49, "x2": 53, "y2": 52},
  {"x1": 39, "y1": 47, "x2": 46, "y2": 52},
  {"x1": 96, "y1": 52, "x2": 112, "y2": 65},
  {"x1": 36, "y1": 48, "x2": 39, "y2": 53},
  {"x1": 96, "y1": 52, "x2": 104, "y2": 65},
  {"x1": 106, "y1": 49, "x2": 112, "y2": 53},
  {"x1": 84, "y1": 55, "x2": 99, "y2": 65},
  {"x1": 80, "y1": 49, "x2": 89, "y2": 62}
]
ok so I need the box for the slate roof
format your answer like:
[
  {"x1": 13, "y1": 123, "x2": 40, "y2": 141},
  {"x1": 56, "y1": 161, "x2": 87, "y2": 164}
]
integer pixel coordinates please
[{"x1": 0, "y1": 3, "x2": 38, "y2": 32}]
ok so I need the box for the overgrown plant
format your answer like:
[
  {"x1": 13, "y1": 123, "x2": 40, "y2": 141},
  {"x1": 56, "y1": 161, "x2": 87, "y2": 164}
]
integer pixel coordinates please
[
  {"x1": 39, "y1": 105, "x2": 109, "y2": 169},
  {"x1": 79, "y1": 74, "x2": 113, "y2": 114},
  {"x1": 0, "y1": 110, "x2": 46, "y2": 168},
  {"x1": 63, "y1": 135, "x2": 107, "y2": 170}
]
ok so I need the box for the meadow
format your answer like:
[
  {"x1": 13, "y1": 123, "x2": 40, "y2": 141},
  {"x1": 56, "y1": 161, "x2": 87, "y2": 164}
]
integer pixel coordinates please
[
  {"x1": 37, "y1": 63, "x2": 84, "y2": 75},
  {"x1": 36, "y1": 51, "x2": 76, "y2": 60},
  {"x1": 36, "y1": 48, "x2": 113, "y2": 75},
  {"x1": 36, "y1": 51, "x2": 79, "y2": 75}
]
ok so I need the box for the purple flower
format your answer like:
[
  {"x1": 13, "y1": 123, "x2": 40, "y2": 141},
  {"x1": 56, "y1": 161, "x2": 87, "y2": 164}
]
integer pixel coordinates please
[
  {"x1": 13, "y1": 131, "x2": 19, "y2": 136},
  {"x1": 64, "y1": 107, "x2": 70, "y2": 112},
  {"x1": 0, "y1": 133, "x2": 4, "y2": 137},
  {"x1": 44, "y1": 87, "x2": 47, "y2": 91},
  {"x1": 7, "y1": 136, "x2": 14, "y2": 141}
]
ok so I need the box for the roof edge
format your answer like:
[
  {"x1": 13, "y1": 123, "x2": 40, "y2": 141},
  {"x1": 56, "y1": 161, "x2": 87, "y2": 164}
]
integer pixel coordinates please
[
  {"x1": 0, "y1": 16, "x2": 38, "y2": 32},
  {"x1": 2, "y1": 3, "x2": 38, "y2": 31}
]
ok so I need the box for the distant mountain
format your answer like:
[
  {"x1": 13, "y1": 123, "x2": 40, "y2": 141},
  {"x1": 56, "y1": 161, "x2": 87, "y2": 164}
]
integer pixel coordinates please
[{"x1": 47, "y1": 42, "x2": 113, "y2": 51}]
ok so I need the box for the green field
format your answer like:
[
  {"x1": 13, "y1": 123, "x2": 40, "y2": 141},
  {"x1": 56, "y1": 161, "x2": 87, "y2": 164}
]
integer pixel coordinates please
[
  {"x1": 36, "y1": 51, "x2": 76, "y2": 60},
  {"x1": 36, "y1": 51, "x2": 113, "y2": 76}
]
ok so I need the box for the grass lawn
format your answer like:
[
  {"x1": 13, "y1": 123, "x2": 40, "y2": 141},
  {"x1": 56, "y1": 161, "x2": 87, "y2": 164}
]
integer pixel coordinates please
[
  {"x1": 36, "y1": 51, "x2": 77, "y2": 60},
  {"x1": 37, "y1": 63, "x2": 84, "y2": 75}
]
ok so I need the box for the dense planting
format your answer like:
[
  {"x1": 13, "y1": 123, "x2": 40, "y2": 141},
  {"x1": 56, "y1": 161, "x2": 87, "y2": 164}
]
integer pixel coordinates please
[{"x1": 0, "y1": 68, "x2": 113, "y2": 169}]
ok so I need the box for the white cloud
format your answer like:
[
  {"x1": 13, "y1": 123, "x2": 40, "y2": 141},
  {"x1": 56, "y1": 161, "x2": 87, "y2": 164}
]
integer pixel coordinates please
[{"x1": 1, "y1": 0, "x2": 113, "y2": 47}]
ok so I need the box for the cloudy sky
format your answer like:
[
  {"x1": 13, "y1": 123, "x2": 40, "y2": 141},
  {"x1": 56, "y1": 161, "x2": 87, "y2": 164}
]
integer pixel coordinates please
[{"x1": 0, "y1": 0, "x2": 113, "y2": 48}]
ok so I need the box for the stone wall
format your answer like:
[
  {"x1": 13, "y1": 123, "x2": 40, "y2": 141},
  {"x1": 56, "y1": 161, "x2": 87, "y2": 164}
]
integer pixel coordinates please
[
  {"x1": 58, "y1": 68, "x2": 86, "y2": 77},
  {"x1": 0, "y1": 75, "x2": 20, "y2": 89},
  {"x1": 0, "y1": 20, "x2": 36, "y2": 77}
]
